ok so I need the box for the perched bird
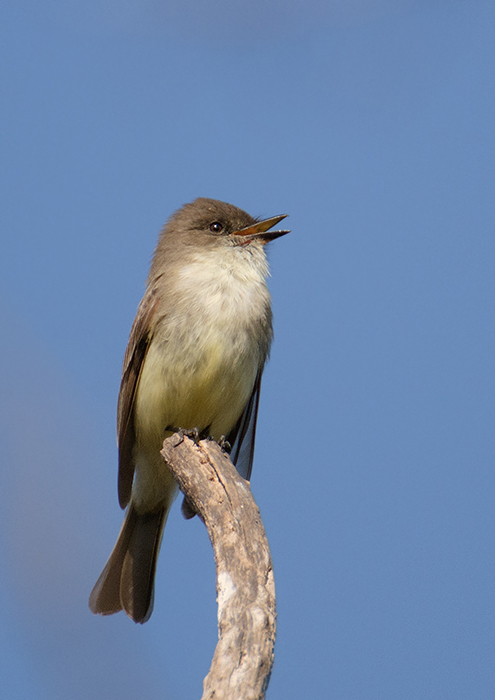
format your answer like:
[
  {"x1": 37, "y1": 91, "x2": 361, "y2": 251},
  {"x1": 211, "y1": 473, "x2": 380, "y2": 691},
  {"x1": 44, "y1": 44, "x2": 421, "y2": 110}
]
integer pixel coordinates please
[{"x1": 89, "y1": 198, "x2": 289, "y2": 623}]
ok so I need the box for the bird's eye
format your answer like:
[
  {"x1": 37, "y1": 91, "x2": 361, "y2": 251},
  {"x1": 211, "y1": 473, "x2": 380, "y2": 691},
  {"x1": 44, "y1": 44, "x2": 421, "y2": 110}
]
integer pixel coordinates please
[{"x1": 209, "y1": 221, "x2": 223, "y2": 233}]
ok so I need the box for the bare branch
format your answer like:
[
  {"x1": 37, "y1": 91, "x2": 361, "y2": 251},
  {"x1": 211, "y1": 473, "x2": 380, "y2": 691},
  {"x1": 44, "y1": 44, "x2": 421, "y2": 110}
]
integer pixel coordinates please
[{"x1": 161, "y1": 434, "x2": 276, "y2": 700}]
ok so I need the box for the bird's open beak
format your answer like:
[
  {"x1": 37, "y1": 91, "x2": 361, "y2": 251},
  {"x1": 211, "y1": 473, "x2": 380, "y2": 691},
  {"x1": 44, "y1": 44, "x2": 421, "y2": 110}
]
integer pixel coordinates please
[{"x1": 231, "y1": 214, "x2": 290, "y2": 244}]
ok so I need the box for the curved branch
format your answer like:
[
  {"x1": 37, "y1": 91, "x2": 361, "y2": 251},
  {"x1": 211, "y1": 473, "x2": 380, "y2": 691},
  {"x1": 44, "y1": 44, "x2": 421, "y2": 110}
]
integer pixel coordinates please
[{"x1": 161, "y1": 434, "x2": 276, "y2": 700}]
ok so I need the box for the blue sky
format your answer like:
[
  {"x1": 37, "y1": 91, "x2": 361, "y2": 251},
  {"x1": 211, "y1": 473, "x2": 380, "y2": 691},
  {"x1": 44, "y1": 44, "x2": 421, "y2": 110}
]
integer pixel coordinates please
[{"x1": 1, "y1": 1, "x2": 494, "y2": 698}]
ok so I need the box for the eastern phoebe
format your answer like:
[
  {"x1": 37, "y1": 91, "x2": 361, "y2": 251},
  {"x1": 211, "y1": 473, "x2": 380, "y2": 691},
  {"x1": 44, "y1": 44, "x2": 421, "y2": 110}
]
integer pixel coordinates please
[{"x1": 89, "y1": 198, "x2": 289, "y2": 623}]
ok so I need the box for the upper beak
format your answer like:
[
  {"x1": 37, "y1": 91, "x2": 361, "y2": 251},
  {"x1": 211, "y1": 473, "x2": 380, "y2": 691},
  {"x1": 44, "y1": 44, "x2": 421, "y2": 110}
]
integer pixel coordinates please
[{"x1": 231, "y1": 214, "x2": 290, "y2": 244}]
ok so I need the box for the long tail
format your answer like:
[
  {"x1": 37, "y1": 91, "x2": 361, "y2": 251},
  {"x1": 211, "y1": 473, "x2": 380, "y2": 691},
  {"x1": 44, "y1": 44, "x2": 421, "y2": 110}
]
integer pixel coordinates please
[{"x1": 89, "y1": 504, "x2": 168, "y2": 624}]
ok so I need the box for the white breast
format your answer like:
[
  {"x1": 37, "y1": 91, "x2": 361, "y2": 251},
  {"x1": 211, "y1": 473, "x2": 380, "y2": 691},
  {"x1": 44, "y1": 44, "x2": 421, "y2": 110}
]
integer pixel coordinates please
[{"x1": 176, "y1": 244, "x2": 271, "y2": 327}]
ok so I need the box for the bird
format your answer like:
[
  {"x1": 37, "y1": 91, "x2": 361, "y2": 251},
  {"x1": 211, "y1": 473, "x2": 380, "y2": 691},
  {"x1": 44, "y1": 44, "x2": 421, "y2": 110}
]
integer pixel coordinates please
[{"x1": 89, "y1": 197, "x2": 289, "y2": 623}]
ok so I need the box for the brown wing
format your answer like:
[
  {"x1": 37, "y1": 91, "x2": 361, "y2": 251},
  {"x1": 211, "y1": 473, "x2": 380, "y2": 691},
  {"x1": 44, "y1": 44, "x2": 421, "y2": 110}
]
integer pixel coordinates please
[
  {"x1": 227, "y1": 371, "x2": 262, "y2": 481},
  {"x1": 117, "y1": 286, "x2": 160, "y2": 508}
]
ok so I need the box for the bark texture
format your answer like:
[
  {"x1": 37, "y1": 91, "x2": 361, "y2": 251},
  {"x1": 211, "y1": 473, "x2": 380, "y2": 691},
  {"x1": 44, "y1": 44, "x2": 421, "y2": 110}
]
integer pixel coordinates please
[{"x1": 161, "y1": 434, "x2": 276, "y2": 700}]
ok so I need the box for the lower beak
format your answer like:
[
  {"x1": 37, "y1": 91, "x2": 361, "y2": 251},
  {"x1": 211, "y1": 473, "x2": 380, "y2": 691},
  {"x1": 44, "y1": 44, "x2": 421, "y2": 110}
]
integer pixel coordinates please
[{"x1": 231, "y1": 214, "x2": 290, "y2": 244}]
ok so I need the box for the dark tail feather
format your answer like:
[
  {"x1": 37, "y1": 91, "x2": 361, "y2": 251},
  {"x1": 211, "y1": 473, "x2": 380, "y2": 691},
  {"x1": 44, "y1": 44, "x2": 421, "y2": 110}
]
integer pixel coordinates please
[{"x1": 89, "y1": 504, "x2": 167, "y2": 624}]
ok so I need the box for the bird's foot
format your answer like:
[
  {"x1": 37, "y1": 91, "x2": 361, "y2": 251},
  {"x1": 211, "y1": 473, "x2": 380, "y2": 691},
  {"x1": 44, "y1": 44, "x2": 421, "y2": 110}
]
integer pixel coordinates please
[
  {"x1": 204, "y1": 434, "x2": 231, "y2": 452},
  {"x1": 175, "y1": 427, "x2": 201, "y2": 445},
  {"x1": 218, "y1": 435, "x2": 232, "y2": 453}
]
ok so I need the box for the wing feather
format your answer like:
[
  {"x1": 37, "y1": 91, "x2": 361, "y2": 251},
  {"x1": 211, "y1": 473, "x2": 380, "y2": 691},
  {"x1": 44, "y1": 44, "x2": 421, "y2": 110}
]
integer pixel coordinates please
[
  {"x1": 117, "y1": 286, "x2": 160, "y2": 508},
  {"x1": 227, "y1": 371, "x2": 262, "y2": 481}
]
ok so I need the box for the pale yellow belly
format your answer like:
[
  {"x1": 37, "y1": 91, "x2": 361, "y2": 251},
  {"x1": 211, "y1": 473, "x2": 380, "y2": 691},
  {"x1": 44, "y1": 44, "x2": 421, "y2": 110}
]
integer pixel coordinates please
[
  {"x1": 131, "y1": 330, "x2": 258, "y2": 510},
  {"x1": 138, "y1": 332, "x2": 256, "y2": 435}
]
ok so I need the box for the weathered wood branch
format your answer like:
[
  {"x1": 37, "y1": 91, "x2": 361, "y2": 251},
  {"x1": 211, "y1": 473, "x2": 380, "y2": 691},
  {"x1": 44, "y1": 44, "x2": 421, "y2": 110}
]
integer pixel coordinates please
[{"x1": 160, "y1": 434, "x2": 276, "y2": 700}]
